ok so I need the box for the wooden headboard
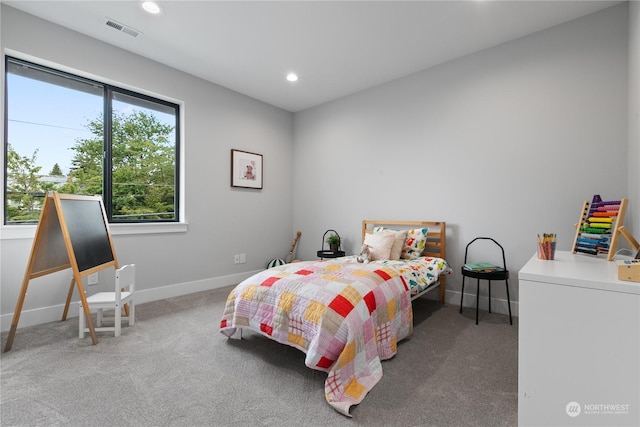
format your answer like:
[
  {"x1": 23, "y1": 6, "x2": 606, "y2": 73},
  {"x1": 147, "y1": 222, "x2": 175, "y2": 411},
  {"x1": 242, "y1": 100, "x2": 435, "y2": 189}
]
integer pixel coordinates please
[
  {"x1": 362, "y1": 220, "x2": 447, "y2": 303},
  {"x1": 361, "y1": 220, "x2": 446, "y2": 259}
]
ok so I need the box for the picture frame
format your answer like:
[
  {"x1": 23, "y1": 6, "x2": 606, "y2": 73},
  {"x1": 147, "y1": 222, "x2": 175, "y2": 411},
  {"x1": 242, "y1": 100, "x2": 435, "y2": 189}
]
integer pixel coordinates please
[{"x1": 231, "y1": 149, "x2": 263, "y2": 189}]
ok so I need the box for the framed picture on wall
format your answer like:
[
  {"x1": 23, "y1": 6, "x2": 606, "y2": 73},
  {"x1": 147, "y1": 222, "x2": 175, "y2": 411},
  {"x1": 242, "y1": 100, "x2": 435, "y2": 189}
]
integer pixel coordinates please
[{"x1": 231, "y1": 149, "x2": 263, "y2": 189}]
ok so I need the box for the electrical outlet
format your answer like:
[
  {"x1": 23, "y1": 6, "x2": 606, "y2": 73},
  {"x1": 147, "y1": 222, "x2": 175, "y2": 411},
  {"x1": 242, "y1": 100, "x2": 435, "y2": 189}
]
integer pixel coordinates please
[
  {"x1": 88, "y1": 273, "x2": 99, "y2": 285},
  {"x1": 240, "y1": 253, "x2": 246, "y2": 264},
  {"x1": 234, "y1": 254, "x2": 240, "y2": 264}
]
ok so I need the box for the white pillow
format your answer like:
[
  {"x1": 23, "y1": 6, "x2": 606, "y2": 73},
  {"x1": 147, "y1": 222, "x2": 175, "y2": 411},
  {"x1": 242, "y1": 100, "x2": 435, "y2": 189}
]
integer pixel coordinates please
[
  {"x1": 373, "y1": 227, "x2": 407, "y2": 260},
  {"x1": 390, "y1": 230, "x2": 408, "y2": 260},
  {"x1": 363, "y1": 231, "x2": 395, "y2": 261}
]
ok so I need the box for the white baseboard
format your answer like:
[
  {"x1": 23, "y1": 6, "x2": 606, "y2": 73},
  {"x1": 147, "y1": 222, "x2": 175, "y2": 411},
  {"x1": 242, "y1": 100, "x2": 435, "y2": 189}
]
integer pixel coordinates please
[
  {"x1": 406, "y1": 286, "x2": 519, "y2": 318},
  {"x1": 450, "y1": 289, "x2": 519, "y2": 318},
  {"x1": 0, "y1": 270, "x2": 260, "y2": 333}
]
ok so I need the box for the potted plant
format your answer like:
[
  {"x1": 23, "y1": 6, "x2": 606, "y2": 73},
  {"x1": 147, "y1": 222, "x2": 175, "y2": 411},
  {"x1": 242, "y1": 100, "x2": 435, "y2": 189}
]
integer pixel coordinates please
[{"x1": 326, "y1": 233, "x2": 341, "y2": 252}]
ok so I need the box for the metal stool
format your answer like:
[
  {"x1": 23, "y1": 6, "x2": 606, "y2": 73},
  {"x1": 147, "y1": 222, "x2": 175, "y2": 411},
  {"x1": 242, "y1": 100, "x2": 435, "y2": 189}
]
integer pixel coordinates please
[{"x1": 460, "y1": 237, "x2": 512, "y2": 325}]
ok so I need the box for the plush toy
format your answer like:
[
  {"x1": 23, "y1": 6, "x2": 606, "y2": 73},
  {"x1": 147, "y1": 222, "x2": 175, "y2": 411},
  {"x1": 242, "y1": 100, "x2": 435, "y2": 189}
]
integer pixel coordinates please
[{"x1": 356, "y1": 244, "x2": 371, "y2": 263}]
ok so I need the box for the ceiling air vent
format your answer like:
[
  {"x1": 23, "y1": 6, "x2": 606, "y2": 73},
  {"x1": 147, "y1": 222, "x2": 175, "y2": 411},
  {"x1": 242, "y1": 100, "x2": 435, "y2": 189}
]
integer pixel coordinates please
[{"x1": 105, "y1": 18, "x2": 141, "y2": 38}]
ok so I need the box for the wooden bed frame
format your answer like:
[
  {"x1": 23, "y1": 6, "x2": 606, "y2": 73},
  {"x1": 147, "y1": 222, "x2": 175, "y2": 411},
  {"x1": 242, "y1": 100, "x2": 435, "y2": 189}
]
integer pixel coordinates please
[{"x1": 362, "y1": 220, "x2": 447, "y2": 304}]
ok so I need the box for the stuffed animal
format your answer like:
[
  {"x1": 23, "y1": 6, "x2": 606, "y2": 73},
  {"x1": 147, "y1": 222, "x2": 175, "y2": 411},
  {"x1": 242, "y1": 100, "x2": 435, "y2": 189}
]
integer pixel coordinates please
[{"x1": 356, "y1": 244, "x2": 371, "y2": 263}]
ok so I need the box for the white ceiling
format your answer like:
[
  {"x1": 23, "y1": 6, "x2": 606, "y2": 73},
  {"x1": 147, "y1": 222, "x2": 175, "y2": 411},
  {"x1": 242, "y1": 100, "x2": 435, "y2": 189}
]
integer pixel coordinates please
[{"x1": 3, "y1": 0, "x2": 624, "y2": 112}]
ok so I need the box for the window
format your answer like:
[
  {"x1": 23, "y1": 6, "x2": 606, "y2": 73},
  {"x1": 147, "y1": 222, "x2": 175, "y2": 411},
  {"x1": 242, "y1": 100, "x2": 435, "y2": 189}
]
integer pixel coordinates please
[{"x1": 4, "y1": 56, "x2": 180, "y2": 225}]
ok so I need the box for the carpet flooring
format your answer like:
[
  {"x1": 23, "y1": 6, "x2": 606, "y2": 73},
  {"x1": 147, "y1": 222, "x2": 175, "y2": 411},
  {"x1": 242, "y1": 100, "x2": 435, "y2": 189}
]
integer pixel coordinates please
[{"x1": 1, "y1": 286, "x2": 518, "y2": 426}]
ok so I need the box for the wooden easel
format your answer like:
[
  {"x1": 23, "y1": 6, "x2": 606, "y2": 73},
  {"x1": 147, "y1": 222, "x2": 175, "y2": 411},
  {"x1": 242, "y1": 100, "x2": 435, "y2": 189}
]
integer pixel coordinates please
[
  {"x1": 572, "y1": 196, "x2": 628, "y2": 261},
  {"x1": 4, "y1": 192, "x2": 119, "y2": 352}
]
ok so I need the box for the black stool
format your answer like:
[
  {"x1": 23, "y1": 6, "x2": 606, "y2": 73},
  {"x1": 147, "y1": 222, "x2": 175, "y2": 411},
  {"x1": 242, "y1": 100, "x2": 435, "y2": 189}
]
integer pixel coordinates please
[{"x1": 460, "y1": 237, "x2": 512, "y2": 325}]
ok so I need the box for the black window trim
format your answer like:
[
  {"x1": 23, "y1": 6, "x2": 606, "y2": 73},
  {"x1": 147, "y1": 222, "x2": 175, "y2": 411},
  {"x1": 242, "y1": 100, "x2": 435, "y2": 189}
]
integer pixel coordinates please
[{"x1": 4, "y1": 55, "x2": 181, "y2": 225}]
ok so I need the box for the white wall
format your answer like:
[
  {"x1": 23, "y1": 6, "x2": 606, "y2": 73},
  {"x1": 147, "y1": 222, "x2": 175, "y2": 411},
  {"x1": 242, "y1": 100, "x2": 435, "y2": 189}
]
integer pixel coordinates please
[
  {"x1": 630, "y1": 1, "x2": 640, "y2": 233},
  {"x1": 293, "y1": 3, "x2": 631, "y2": 312},
  {"x1": 0, "y1": 6, "x2": 294, "y2": 331}
]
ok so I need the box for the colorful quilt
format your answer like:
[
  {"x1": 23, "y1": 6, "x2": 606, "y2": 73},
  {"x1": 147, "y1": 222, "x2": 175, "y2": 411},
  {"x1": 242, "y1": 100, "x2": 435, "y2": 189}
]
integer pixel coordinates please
[
  {"x1": 370, "y1": 256, "x2": 452, "y2": 297},
  {"x1": 219, "y1": 257, "x2": 451, "y2": 416}
]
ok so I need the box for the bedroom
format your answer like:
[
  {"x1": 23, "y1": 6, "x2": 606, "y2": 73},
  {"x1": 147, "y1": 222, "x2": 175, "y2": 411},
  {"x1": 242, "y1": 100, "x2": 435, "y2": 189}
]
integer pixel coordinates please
[{"x1": 0, "y1": 0, "x2": 639, "y2": 425}]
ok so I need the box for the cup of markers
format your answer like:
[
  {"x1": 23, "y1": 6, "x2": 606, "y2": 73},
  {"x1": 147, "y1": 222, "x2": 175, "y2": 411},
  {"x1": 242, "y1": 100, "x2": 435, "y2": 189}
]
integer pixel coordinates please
[{"x1": 537, "y1": 233, "x2": 556, "y2": 260}]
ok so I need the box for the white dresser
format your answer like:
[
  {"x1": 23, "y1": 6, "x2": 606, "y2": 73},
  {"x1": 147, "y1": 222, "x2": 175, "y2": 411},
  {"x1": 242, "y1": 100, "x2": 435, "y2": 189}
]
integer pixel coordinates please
[{"x1": 518, "y1": 251, "x2": 640, "y2": 426}]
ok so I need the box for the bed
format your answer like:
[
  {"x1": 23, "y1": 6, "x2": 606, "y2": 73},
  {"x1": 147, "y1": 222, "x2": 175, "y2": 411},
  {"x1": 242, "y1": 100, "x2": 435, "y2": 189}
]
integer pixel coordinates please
[{"x1": 219, "y1": 220, "x2": 451, "y2": 416}]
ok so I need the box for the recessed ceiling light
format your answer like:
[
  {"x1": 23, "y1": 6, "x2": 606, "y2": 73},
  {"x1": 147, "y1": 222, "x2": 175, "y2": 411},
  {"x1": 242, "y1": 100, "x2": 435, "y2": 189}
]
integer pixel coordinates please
[
  {"x1": 141, "y1": 1, "x2": 161, "y2": 15},
  {"x1": 286, "y1": 73, "x2": 298, "y2": 82}
]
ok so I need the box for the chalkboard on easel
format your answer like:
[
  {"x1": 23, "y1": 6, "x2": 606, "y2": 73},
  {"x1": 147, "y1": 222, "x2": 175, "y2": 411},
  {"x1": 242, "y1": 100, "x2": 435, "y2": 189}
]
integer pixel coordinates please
[
  {"x1": 4, "y1": 192, "x2": 119, "y2": 351},
  {"x1": 59, "y1": 196, "x2": 115, "y2": 272}
]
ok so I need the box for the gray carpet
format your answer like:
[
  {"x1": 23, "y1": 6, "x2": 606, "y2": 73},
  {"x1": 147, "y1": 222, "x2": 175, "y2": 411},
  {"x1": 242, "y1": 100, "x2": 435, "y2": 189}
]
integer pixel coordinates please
[{"x1": 1, "y1": 286, "x2": 518, "y2": 426}]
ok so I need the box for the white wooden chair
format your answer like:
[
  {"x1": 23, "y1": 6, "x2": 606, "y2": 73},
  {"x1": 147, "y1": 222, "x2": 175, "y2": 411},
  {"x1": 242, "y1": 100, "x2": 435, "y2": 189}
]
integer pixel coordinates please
[{"x1": 79, "y1": 264, "x2": 135, "y2": 338}]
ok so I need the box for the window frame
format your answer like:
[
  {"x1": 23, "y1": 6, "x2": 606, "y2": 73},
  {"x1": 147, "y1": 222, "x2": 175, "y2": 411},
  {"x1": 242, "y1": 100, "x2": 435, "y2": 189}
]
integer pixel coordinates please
[{"x1": 3, "y1": 55, "x2": 184, "y2": 232}]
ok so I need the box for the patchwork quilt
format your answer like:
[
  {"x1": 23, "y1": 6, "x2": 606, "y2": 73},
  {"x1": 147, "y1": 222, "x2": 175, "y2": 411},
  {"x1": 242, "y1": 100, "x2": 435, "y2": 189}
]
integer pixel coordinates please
[{"x1": 219, "y1": 257, "x2": 450, "y2": 416}]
